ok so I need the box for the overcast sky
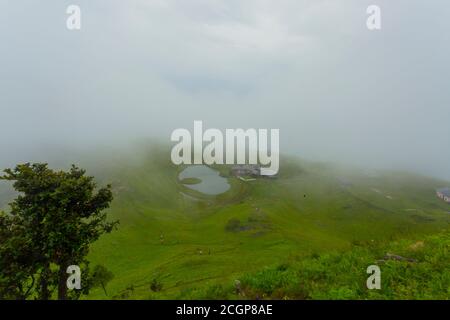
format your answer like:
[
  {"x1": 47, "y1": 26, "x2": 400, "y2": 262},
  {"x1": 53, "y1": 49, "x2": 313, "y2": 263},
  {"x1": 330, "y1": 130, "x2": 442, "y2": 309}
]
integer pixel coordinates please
[{"x1": 0, "y1": 0, "x2": 449, "y2": 179}]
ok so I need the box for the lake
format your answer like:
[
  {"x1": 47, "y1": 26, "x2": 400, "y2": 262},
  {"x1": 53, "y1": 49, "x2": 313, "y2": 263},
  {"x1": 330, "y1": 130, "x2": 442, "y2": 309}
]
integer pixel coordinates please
[{"x1": 178, "y1": 165, "x2": 230, "y2": 195}]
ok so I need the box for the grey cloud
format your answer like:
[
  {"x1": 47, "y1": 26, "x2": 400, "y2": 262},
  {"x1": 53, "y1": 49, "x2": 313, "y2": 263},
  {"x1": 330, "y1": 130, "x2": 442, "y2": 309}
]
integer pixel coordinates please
[{"x1": 0, "y1": 0, "x2": 449, "y2": 179}]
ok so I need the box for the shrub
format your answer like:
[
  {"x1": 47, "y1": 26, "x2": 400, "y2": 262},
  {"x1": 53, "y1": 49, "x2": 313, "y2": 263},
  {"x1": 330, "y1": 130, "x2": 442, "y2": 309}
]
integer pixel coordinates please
[{"x1": 225, "y1": 218, "x2": 242, "y2": 232}]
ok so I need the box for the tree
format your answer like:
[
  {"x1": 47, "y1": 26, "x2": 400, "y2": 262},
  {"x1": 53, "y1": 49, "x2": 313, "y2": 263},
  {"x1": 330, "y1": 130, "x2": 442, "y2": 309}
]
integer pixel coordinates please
[
  {"x1": 90, "y1": 265, "x2": 114, "y2": 296},
  {"x1": 0, "y1": 163, "x2": 118, "y2": 300},
  {"x1": 0, "y1": 213, "x2": 38, "y2": 299}
]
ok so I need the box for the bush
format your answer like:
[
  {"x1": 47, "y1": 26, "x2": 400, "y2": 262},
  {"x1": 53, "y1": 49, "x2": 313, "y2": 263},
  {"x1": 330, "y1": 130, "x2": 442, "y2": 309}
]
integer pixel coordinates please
[
  {"x1": 150, "y1": 278, "x2": 163, "y2": 292},
  {"x1": 225, "y1": 218, "x2": 242, "y2": 232}
]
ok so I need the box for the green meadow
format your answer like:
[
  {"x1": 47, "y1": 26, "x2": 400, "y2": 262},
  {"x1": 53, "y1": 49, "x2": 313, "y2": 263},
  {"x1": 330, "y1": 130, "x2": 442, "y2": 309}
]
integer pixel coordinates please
[{"x1": 1, "y1": 144, "x2": 449, "y2": 299}]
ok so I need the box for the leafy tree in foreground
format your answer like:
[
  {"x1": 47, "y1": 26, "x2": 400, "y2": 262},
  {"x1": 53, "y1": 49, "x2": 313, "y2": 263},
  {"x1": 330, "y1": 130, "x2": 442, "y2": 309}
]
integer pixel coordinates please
[{"x1": 0, "y1": 163, "x2": 118, "y2": 300}]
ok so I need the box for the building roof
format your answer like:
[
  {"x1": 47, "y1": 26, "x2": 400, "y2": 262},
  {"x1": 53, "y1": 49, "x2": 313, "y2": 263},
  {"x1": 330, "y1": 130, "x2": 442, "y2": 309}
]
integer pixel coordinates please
[
  {"x1": 436, "y1": 188, "x2": 450, "y2": 197},
  {"x1": 231, "y1": 164, "x2": 260, "y2": 176},
  {"x1": 232, "y1": 164, "x2": 260, "y2": 169}
]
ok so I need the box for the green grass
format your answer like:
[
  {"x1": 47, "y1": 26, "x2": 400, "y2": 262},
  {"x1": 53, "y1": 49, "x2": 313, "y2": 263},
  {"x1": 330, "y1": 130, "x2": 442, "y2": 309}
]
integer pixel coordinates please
[
  {"x1": 1, "y1": 144, "x2": 449, "y2": 299},
  {"x1": 230, "y1": 231, "x2": 450, "y2": 300},
  {"x1": 179, "y1": 177, "x2": 202, "y2": 185}
]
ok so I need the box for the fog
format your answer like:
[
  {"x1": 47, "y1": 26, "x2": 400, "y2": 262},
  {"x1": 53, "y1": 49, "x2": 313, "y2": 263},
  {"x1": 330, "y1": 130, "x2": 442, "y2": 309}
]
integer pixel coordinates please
[{"x1": 0, "y1": 0, "x2": 449, "y2": 179}]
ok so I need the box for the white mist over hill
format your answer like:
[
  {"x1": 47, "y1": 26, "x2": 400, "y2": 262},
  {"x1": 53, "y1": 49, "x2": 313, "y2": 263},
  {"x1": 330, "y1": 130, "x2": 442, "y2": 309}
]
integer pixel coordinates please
[{"x1": 0, "y1": 0, "x2": 449, "y2": 180}]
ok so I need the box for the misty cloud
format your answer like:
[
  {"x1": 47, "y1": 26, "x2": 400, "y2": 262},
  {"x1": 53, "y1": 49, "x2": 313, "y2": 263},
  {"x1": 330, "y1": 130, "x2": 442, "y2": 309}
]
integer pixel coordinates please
[{"x1": 0, "y1": 0, "x2": 449, "y2": 179}]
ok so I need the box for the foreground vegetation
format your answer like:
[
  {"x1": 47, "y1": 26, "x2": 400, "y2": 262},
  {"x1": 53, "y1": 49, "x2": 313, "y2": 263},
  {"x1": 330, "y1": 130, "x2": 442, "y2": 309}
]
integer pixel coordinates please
[
  {"x1": 0, "y1": 144, "x2": 449, "y2": 299},
  {"x1": 0, "y1": 164, "x2": 117, "y2": 299},
  {"x1": 180, "y1": 231, "x2": 449, "y2": 299}
]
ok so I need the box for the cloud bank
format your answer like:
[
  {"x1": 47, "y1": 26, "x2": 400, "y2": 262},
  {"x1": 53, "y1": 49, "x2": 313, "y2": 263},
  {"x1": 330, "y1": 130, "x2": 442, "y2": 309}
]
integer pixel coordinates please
[{"x1": 0, "y1": 0, "x2": 449, "y2": 179}]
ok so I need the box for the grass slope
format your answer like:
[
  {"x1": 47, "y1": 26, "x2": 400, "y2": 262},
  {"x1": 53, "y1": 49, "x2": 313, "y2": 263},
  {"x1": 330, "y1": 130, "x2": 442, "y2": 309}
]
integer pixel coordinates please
[
  {"x1": 0, "y1": 145, "x2": 448, "y2": 299},
  {"x1": 82, "y1": 146, "x2": 449, "y2": 299},
  {"x1": 196, "y1": 231, "x2": 449, "y2": 300}
]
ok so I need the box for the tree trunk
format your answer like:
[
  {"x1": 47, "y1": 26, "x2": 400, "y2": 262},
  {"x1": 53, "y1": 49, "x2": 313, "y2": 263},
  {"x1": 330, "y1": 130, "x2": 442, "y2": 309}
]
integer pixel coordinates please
[
  {"x1": 58, "y1": 264, "x2": 68, "y2": 300},
  {"x1": 39, "y1": 264, "x2": 51, "y2": 300},
  {"x1": 102, "y1": 283, "x2": 108, "y2": 296}
]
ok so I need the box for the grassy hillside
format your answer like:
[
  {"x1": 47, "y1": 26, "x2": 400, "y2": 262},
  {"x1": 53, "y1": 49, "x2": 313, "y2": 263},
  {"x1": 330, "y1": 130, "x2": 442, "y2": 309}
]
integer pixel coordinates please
[
  {"x1": 1, "y1": 144, "x2": 449, "y2": 299},
  {"x1": 191, "y1": 231, "x2": 449, "y2": 299},
  {"x1": 83, "y1": 146, "x2": 449, "y2": 299}
]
